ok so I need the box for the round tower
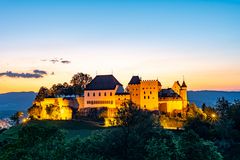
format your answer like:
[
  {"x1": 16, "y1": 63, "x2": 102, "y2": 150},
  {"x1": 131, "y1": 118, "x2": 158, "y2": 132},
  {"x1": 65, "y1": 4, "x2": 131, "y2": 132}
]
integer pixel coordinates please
[{"x1": 180, "y1": 81, "x2": 188, "y2": 108}]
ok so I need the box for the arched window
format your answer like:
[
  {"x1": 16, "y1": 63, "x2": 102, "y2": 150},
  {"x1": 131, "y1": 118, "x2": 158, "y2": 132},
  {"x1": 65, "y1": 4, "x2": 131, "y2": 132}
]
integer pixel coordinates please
[
  {"x1": 99, "y1": 92, "x2": 101, "y2": 96},
  {"x1": 110, "y1": 92, "x2": 112, "y2": 96},
  {"x1": 93, "y1": 92, "x2": 95, "y2": 96},
  {"x1": 104, "y1": 92, "x2": 107, "y2": 96}
]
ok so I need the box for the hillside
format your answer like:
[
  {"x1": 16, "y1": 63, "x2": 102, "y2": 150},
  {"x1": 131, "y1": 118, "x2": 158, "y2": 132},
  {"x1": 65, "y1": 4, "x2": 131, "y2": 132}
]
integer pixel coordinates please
[
  {"x1": 188, "y1": 90, "x2": 240, "y2": 107},
  {"x1": 0, "y1": 92, "x2": 36, "y2": 118}
]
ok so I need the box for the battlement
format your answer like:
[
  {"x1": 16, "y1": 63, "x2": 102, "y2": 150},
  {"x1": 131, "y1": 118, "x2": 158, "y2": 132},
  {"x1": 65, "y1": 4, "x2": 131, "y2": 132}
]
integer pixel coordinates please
[{"x1": 141, "y1": 80, "x2": 159, "y2": 82}]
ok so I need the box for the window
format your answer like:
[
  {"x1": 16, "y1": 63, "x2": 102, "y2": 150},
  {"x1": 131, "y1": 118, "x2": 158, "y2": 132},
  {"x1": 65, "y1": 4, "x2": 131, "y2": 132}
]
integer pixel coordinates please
[
  {"x1": 133, "y1": 94, "x2": 134, "y2": 96},
  {"x1": 118, "y1": 98, "x2": 120, "y2": 100},
  {"x1": 148, "y1": 96, "x2": 150, "y2": 99},
  {"x1": 142, "y1": 88, "x2": 144, "y2": 90},
  {"x1": 99, "y1": 92, "x2": 101, "y2": 96},
  {"x1": 136, "y1": 94, "x2": 138, "y2": 96},
  {"x1": 93, "y1": 92, "x2": 95, "y2": 96},
  {"x1": 144, "y1": 105, "x2": 146, "y2": 108},
  {"x1": 110, "y1": 92, "x2": 112, "y2": 96},
  {"x1": 150, "y1": 91, "x2": 152, "y2": 94},
  {"x1": 144, "y1": 96, "x2": 146, "y2": 99},
  {"x1": 87, "y1": 93, "x2": 90, "y2": 97},
  {"x1": 104, "y1": 92, "x2": 106, "y2": 96},
  {"x1": 144, "y1": 91, "x2": 146, "y2": 94}
]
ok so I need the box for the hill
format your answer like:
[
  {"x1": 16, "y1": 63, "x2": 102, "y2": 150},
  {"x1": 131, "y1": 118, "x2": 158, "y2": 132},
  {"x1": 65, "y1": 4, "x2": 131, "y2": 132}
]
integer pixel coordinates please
[
  {"x1": 0, "y1": 92, "x2": 36, "y2": 118},
  {"x1": 188, "y1": 90, "x2": 240, "y2": 107}
]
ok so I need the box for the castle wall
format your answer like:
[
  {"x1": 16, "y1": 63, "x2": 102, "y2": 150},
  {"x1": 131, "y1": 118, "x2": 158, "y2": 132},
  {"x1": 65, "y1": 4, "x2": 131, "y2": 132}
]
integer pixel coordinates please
[
  {"x1": 127, "y1": 84, "x2": 141, "y2": 106},
  {"x1": 76, "y1": 97, "x2": 84, "y2": 110},
  {"x1": 159, "y1": 98, "x2": 183, "y2": 113},
  {"x1": 140, "y1": 80, "x2": 159, "y2": 110},
  {"x1": 115, "y1": 94, "x2": 131, "y2": 108},
  {"x1": 36, "y1": 98, "x2": 72, "y2": 120},
  {"x1": 84, "y1": 88, "x2": 117, "y2": 109}
]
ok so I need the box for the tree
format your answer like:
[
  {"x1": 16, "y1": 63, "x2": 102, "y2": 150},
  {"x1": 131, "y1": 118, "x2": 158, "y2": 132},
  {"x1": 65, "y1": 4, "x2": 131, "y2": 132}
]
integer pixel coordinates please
[
  {"x1": 70, "y1": 72, "x2": 92, "y2": 88},
  {"x1": 215, "y1": 97, "x2": 230, "y2": 118},
  {"x1": 115, "y1": 101, "x2": 159, "y2": 160},
  {"x1": 179, "y1": 130, "x2": 223, "y2": 160},
  {"x1": 10, "y1": 111, "x2": 24, "y2": 125},
  {"x1": 35, "y1": 87, "x2": 50, "y2": 101},
  {"x1": 145, "y1": 130, "x2": 183, "y2": 160},
  {"x1": 28, "y1": 104, "x2": 42, "y2": 120}
]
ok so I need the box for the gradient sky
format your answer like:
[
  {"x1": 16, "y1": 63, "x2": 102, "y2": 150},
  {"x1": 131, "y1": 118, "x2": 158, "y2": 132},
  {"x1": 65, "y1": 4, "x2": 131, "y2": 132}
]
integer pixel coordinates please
[{"x1": 0, "y1": 0, "x2": 240, "y2": 93}]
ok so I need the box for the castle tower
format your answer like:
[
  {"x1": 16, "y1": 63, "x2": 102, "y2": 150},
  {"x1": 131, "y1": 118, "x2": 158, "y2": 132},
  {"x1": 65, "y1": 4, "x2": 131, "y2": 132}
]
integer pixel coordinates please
[
  {"x1": 180, "y1": 80, "x2": 188, "y2": 108},
  {"x1": 127, "y1": 76, "x2": 141, "y2": 106}
]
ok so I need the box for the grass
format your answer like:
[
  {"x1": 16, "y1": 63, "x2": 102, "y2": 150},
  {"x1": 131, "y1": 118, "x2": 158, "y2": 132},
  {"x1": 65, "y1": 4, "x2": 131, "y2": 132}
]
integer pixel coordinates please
[
  {"x1": 0, "y1": 120, "x2": 105, "y2": 142},
  {"x1": 28, "y1": 120, "x2": 105, "y2": 139}
]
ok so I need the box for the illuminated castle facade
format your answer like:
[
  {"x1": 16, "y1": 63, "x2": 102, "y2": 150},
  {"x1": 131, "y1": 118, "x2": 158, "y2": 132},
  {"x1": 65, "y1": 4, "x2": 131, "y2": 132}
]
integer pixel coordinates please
[
  {"x1": 81, "y1": 75, "x2": 188, "y2": 116},
  {"x1": 35, "y1": 74, "x2": 188, "y2": 120}
]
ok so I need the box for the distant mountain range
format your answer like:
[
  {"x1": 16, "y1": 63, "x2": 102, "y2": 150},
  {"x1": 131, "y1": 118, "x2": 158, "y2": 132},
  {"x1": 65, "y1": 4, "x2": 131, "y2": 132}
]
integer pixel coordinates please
[
  {"x1": 188, "y1": 90, "x2": 240, "y2": 107},
  {"x1": 0, "y1": 92, "x2": 36, "y2": 118},
  {"x1": 0, "y1": 91, "x2": 240, "y2": 118}
]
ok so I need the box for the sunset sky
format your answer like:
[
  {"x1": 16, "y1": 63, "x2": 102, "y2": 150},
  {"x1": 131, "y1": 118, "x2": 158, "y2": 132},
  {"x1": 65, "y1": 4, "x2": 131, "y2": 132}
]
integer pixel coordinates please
[{"x1": 0, "y1": 0, "x2": 240, "y2": 93}]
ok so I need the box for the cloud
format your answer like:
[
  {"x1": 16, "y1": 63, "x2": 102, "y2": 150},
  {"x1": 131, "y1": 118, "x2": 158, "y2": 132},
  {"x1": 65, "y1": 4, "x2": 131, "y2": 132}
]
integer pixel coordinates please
[
  {"x1": 0, "y1": 70, "x2": 48, "y2": 79},
  {"x1": 33, "y1": 70, "x2": 47, "y2": 75},
  {"x1": 41, "y1": 58, "x2": 71, "y2": 64},
  {"x1": 50, "y1": 59, "x2": 59, "y2": 64},
  {"x1": 61, "y1": 60, "x2": 71, "y2": 64}
]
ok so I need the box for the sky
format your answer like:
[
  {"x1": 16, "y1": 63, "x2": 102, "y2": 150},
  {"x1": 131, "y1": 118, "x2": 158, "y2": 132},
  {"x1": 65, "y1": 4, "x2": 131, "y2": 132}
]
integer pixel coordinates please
[{"x1": 0, "y1": 0, "x2": 240, "y2": 93}]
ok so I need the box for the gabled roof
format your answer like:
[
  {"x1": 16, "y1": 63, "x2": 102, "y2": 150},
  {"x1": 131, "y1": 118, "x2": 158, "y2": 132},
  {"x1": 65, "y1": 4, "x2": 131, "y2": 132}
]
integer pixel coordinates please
[
  {"x1": 128, "y1": 76, "x2": 141, "y2": 85},
  {"x1": 85, "y1": 75, "x2": 122, "y2": 90},
  {"x1": 158, "y1": 88, "x2": 180, "y2": 98}
]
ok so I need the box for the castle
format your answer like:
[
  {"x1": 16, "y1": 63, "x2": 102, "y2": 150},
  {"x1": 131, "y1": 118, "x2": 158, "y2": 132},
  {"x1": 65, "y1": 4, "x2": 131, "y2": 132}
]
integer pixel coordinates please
[{"x1": 34, "y1": 74, "x2": 188, "y2": 120}]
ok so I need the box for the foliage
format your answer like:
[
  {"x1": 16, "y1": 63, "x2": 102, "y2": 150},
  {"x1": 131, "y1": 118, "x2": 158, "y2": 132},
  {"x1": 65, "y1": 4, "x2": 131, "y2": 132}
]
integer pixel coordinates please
[
  {"x1": 0, "y1": 123, "x2": 66, "y2": 160},
  {"x1": 34, "y1": 72, "x2": 92, "y2": 102},
  {"x1": 10, "y1": 111, "x2": 24, "y2": 125},
  {"x1": 35, "y1": 86, "x2": 51, "y2": 102},
  {"x1": 28, "y1": 104, "x2": 42, "y2": 119},
  {"x1": 179, "y1": 130, "x2": 223, "y2": 160},
  {"x1": 70, "y1": 72, "x2": 92, "y2": 87}
]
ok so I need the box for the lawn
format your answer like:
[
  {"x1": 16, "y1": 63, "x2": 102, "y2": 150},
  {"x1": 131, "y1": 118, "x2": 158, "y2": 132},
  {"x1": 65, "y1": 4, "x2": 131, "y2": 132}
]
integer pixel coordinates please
[{"x1": 0, "y1": 120, "x2": 105, "y2": 142}]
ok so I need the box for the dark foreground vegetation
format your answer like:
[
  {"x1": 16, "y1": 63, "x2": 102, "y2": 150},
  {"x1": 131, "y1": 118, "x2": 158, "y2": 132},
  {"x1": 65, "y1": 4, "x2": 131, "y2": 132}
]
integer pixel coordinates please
[{"x1": 0, "y1": 99, "x2": 240, "y2": 160}]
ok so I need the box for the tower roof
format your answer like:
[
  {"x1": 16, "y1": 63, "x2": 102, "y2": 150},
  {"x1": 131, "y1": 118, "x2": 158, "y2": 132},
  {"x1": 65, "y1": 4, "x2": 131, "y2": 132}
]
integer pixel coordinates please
[
  {"x1": 85, "y1": 75, "x2": 122, "y2": 90},
  {"x1": 128, "y1": 76, "x2": 141, "y2": 85},
  {"x1": 182, "y1": 81, "x2": 187, "y2": 88}
]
